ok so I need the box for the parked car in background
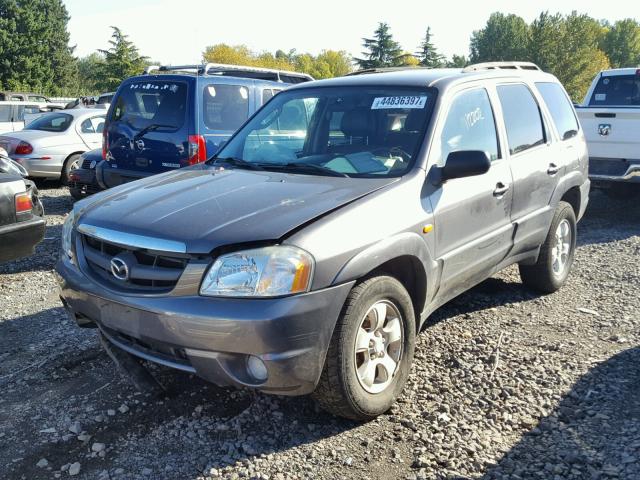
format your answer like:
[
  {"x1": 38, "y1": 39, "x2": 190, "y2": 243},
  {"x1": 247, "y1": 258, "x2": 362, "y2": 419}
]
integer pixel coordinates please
[
  {"x1": 58, "y1": 62, "x2": 589, "y2": 420},
  {"x1": 0, "y1": 148, "x2": 45, "y2": 263},
  {"x1": 68, "y1": 148, "x2": 103, "y2": 200},
  {"x1": 576, "y1": 68, "x2": 640, "y2": 196},
  {"x1": 96, "y1": 92, "x2": 115, "y2": 106},
  {"x1": 0, "y1": 109, "x2": 105, "y2": 183},
  {"x1": 0, "y1": 91, "x2": 51, "y2": 102},
  {"x1": 97, "y1": 63, "x2": 313, "y2": 189},
  {"x1": 0, "y1": 101, "x2": 63, "y2": 133}
]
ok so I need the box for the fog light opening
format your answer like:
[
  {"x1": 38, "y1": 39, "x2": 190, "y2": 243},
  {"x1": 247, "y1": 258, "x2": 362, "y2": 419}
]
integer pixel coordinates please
[{"x1": 246, "y1": 355, "x2": 268, "y2": 382}]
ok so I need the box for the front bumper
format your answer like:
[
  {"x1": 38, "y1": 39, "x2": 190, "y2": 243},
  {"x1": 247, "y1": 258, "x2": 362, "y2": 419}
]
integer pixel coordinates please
[
  {"x1": 56, "y1": 255, "x2": 353, "y2": 395},
  {"x1": 12, "y1": 154, "x2": 65, "y2": 179},
  {"x1": 0, "y1": 217, "x2": 46, "y2": 262},
  {"x1": 69, "y1": 168, "x2": 103, "y2": 195}
]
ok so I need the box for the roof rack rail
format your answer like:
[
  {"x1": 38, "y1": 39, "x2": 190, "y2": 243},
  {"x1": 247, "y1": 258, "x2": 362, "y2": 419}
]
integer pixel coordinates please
[
  {"x1": 143, "y1": 63, "x2": 314, "y2": 84},
  {"x1": 346, "y1": 66, "x2": 429, "y2": 76},
  {"x1": 463, "y1": 61, "x2": 541, "y2": 72}
]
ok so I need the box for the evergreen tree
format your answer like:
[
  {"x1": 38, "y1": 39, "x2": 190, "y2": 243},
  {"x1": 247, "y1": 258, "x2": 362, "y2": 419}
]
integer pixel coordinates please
[
  {"x1": 97, "y1": 27, "x2": 148, "y2": 92},
  {"x1": 416, "y1": 27, "x2": 445, "y2": 67},
  {"x1": 355, "y1": 23, "x2": 403, "y2": 69},
  {"x1": 0, "y1": 0, "x2": 76, "y2": 94},
  {"x1": 602, "y1": 19, "x2": 640, "y2": 68},
  {"x1": 447, "y1": 54, "x2": 469, "y2": 68}
]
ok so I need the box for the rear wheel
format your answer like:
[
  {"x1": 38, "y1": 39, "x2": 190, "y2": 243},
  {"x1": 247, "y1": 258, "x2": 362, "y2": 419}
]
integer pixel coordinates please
[
  {"x1": 61, "y1": 153, "x2": 82, "y2": 186},
  {"x1": 519, "y1": 201, "x2": 576, "y2": 293},
  {"x1": 312, "y1": 276, "x2": 415, "y2": 420}
]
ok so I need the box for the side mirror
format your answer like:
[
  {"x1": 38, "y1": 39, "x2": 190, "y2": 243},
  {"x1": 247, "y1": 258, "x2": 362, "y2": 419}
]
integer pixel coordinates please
[{"x1": 439, "y1": 150, "x2": 491, "y2": 182}]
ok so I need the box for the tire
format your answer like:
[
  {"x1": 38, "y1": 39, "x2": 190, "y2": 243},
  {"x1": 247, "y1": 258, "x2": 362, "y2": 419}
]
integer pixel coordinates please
[
  {"x1": 312, "y1": 275, "x2": 416, "y2": 421},
  {"x1": 69, "y1": 186, "x2": 86, "y2": 201},
  {"x1": 519, "y1": 201, "x2": 576, "y2": 294},
  {"x1": 61, "y1": 153, "x2": 82, "y2": 186}
]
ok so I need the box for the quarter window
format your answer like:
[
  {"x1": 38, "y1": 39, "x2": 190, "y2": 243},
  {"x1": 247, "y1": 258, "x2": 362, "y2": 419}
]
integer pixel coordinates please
[
  {"x1": 497, "y1": 84, "x2": 545, "y2": 155},
  {"x1": 202, "y1": 84, "x2": 249, "y2": 131},
  {"x1": 439, "y1": 88, "x2": 499, "y2": 165},
  {"x1": 536, "y1": 82, "x2": 579, "y2": 140}
]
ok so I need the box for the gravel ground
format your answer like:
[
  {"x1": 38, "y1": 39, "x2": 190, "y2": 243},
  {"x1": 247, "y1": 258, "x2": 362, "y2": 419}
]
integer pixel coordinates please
[{"x1": 0, "y1": 184, "x2": 638, "y2": 480}]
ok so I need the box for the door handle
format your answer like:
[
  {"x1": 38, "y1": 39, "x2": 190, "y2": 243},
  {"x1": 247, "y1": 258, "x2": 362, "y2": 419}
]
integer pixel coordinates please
[
  {"x1": 493, "y1": 183, "x2": 509, "y2": 197},
  {"x1": 547, "y1": 163, "x2": 560, "y2": 175}
]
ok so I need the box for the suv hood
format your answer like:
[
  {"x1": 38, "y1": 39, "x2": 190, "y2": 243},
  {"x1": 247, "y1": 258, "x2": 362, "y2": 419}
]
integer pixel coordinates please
[{"x1": 77, "y1": 166, "x2": 397, "y2": 253}]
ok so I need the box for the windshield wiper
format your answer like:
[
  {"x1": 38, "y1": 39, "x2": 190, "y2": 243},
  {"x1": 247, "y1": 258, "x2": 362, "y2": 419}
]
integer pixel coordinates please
[
  {"x1": 265, "y1": 162, "x2": 349, "y2": 178},
  {"x1": 212, "y1": 157, "x2": 265, "y2": 171},
  {"x1": 134, "y1": 123, "x2": 178, "y2": 141}
]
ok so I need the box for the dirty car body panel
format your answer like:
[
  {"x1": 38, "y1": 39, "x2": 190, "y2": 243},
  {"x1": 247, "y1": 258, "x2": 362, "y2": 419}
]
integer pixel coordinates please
[{"x1": 57, "y1": 66, "x2": 590, "y2": 397}]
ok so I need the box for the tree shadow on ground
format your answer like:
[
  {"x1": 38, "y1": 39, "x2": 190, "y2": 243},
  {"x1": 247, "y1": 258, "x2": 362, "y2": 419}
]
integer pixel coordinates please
[{"x1": 474, "y1": 346, "x2": 640, "y2": 480}]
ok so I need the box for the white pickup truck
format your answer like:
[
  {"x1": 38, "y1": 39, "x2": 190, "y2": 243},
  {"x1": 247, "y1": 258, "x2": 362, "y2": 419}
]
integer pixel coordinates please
[{"x1": 576, "y1": 68, "x2": 640, "y2": 195}]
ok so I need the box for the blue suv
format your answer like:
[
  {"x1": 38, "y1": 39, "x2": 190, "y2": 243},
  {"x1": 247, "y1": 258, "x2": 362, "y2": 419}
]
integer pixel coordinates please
[{"x1": 96, "y1": 63, "x2": 312, "y2": 188}]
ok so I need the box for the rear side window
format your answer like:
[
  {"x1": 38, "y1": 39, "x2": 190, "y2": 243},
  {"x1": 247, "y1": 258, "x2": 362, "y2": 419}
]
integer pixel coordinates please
[
  {"x1": 202, "y1": 84, "x2": 249, "y2": 131},
  {"x1": 536, "y1": 82, "x2": 579, "y2": 140},
  {"x1": 589, "y1": 74, "x2": 640, "y2": 106},
  {"x1": 112, "y1": 81, "x2": 187, "y2": 131},
  {"x1": 24, "y1": 112, "x2": 73, "y2": 132},
  {"x1": 439, "y1": 88, "x2": 500, "y2": 165},
  {"x1": 497, "y1": 84, "x2": 545, "y2": 155},
  {"x1": 0, "y1": 105, "x2": 11, "y2": 122}
]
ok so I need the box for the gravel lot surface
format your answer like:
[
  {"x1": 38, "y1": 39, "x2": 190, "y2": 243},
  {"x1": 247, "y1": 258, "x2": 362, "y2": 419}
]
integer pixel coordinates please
[{"x1": 0, "y1": 184, "x2": 638, "y2": 480}]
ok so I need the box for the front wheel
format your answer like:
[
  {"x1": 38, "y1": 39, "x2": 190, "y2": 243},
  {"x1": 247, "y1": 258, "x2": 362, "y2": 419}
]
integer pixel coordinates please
[
  {"x1": 312, "y1": 276, "x2": 416, "y2": 421},
  {"x1": 61, "y1": 153, "x2": 82, "y2": 186},
  {"x1": 519, "y1": 201, "x2": 576, "y2": 293}
]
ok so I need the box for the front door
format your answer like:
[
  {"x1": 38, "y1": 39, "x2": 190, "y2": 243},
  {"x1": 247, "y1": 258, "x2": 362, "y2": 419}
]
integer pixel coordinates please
[{"x1": 429, "y1": 86, "x2": 514, "y2": 298}]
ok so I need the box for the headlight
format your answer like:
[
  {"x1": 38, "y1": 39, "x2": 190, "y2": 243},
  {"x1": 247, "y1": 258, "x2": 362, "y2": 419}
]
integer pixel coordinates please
[
  {"x1": 200, "y1": 246, "x2": 314, "y2": 297},
  {"x1": 61, "y1": 210, "x2": 75, "y2": 258}
]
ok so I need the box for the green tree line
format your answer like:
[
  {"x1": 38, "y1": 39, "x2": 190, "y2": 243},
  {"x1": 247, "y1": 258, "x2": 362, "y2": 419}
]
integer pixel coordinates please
[{"x1": 0, "y1": 0, "x2": 639, "y2": 101}]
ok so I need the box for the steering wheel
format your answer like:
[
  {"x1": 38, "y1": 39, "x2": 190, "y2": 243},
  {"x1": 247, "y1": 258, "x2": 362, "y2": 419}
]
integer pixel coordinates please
[{"x1": 371, "y1": 146, "x2": 412, "y2": 162}]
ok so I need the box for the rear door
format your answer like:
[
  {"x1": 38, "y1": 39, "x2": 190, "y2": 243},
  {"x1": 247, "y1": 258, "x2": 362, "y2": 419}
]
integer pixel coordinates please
[
  {"x1": 106, "y1": 79, "x2": 189, "y2": 174},
  {"x1": 77, "y1": 115, "x2": 106, "y2": 149},
  {"x1": 495, "y1": 83, "x2": 559, "y2": 253},
  {"x1": 431, "y1": 86, "x2": 514, "y2": 297}
]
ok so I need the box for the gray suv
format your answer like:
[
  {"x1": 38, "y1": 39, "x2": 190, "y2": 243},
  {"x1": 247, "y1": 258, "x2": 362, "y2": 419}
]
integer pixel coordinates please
[{"x1": 57, "y1": 62, "x2": 590, "y2": 420}]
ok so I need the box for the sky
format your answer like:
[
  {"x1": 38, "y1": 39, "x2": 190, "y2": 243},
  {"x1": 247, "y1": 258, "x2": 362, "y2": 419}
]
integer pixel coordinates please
[{"x1": 65, "y1": 0, "x2": 639, "y2": 65}]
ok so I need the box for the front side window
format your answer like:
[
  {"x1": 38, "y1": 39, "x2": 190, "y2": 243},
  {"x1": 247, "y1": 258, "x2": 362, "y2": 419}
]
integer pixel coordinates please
[
  {"x1": 497, "y1": 84, "x2": 545, "y2": 155},
  {"x1": 588, "y1": 74, "x2": 640, "y2": 106},
  {"x1": 25, "y1": 112, "x2": 73, "y2": 132},
  {"x1": 215, "y1": 86, "x2": 435, "y2": 177},
  {"x1": 536, "y1": 82, "x2": 579, "y2": 141},
  {"x1": 202, "y1": 84, "x2": 249, "y2": 131},
  {"x1": 112, "y1": 81, "x2": 187, "y2": 131},
  {"x1": 438, "y1": 88, "x2": 499, "y2": 166}
]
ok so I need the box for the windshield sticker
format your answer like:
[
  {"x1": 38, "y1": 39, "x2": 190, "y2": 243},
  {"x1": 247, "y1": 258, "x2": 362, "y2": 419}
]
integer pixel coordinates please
[
  {"x1": 595, "y1": 93, "x2": 606, "y2": 101},
  {"x1": 464, "y1": 108, "x2": 484, "y2": 128},
  {"x1": 371, "y1": 96, "x2": 427, "y2": 109}
]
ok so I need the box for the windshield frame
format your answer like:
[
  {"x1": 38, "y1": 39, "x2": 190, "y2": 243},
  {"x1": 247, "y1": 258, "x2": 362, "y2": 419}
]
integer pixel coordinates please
[{"x1": 209, "y1": 84, "x2": 438, "y2": 178}]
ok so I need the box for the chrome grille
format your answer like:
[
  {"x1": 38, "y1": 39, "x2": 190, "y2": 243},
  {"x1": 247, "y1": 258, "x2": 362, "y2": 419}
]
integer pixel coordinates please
[
  {"x1": 81, "y1": 157, "x2": 93, "y2": 169},
  {"x1": 80, "y1": 234, "x2": 188, "y2": 292}
]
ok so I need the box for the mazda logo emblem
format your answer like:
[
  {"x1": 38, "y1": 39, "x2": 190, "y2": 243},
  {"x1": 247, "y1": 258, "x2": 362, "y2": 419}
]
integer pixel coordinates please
[{"x1": 110, "y1": 256, "x2": 130, "y2": 281}]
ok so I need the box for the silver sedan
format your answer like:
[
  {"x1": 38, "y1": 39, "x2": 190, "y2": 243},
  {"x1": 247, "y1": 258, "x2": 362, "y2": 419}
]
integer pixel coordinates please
[{"x1": 0, "y1": 109, "x2": 105, "y2": 183}]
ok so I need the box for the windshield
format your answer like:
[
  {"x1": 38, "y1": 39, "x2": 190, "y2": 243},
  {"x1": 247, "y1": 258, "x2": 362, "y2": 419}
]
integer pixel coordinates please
[
  {"x1": 25, "y1": 112, "x2": 73, "y2": 132},
  {"x1": 214, "y1": 86, "x2": 435, "y2": 177}
]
